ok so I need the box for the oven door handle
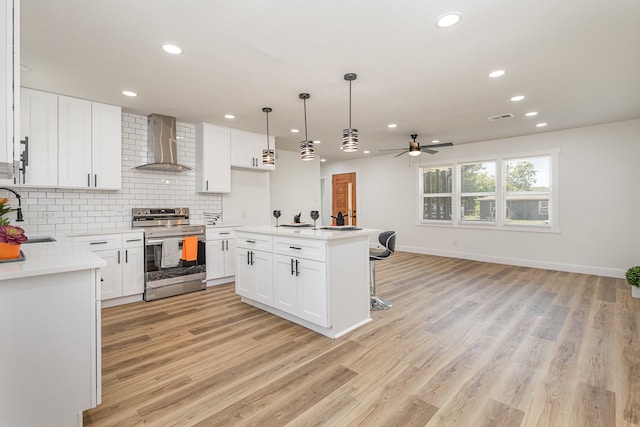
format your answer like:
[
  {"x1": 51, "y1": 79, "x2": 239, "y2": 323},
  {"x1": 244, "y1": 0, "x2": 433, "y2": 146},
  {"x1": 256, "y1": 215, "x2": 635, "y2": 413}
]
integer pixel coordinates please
[{"x1": 147, "y1": 239, "x2": 164, "y2": 245}]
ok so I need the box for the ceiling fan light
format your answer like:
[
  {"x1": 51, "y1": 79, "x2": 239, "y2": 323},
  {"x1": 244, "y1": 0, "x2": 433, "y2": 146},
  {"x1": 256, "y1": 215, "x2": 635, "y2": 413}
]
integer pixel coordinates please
[
  {"x1": 408, "y1": 145, "x2": 422, "y2": 156},
  {"x1": 300, "y1": 141, "x2": 315, "y2": 161},
  {"x1": 342, "y1": 128, "x2": 359, "y2": 152}
]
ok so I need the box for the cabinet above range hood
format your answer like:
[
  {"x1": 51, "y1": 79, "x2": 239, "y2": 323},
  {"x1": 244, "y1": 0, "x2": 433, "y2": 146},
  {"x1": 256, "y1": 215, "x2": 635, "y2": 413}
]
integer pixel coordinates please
[{"x1": 135, "y1": 114, "x2": 191, "y2": 172}]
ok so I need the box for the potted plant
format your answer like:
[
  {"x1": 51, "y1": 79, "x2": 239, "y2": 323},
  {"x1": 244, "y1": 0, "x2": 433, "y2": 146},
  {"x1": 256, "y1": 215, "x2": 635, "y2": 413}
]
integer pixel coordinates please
[
  {"x1": 626, "y1": 266, "x2": 640, "y2": 298},
  {"x1": 0, "y1": 198, "x2": 28, "y2": 259}
]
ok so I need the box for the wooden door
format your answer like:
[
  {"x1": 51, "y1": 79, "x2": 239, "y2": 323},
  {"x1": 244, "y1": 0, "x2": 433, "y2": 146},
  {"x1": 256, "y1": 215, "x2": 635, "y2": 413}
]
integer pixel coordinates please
[{"x1": 332, "y1": 172, "x2": 357, "y2": 226}]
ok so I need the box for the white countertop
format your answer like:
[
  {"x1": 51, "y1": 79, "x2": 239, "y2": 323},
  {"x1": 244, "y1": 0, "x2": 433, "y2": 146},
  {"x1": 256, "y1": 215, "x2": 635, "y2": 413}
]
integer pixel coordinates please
[
  {"x1": 235, "y1": 225, "x2": 381, "y2": 241},
  {"x1": 0, "y1": 241, "x2": 106, "y2": 281}
]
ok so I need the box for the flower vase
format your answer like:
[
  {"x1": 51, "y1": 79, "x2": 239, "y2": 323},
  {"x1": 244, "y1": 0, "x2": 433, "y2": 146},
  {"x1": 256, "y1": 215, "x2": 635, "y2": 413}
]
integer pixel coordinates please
[
  {"x1": 0, "y1": 242, "x2": 21, "y2": 259},
  {"x1": 632, "y1": 286, "x2": 640, "y2": 299}
]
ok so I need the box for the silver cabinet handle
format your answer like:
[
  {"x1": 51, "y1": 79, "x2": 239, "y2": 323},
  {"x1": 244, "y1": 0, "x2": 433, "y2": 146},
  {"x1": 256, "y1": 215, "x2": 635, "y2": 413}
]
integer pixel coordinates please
[{"x1": 126, "y1": 238, "x2": 142, "y2": 242}]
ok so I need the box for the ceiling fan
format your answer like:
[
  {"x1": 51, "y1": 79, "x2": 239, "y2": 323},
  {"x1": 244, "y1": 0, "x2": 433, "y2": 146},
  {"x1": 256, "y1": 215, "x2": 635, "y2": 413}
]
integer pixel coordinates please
[{"x1": 380, "y1": 134, "x2": 453, "y2": 157}]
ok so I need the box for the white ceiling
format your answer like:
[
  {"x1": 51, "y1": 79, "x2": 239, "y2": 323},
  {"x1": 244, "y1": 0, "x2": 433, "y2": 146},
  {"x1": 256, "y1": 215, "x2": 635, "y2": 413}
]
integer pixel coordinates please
[{"x1": 20, "y1": 0, "x2": 640, "y2": 162}]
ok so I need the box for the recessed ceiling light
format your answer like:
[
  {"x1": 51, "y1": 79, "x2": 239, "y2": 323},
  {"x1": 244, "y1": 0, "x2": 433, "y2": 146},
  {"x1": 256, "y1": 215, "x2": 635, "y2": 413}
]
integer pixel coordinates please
[
  {"x1": 162, "y1": 44, "x2": 182, "y2": 55},
  {"x1": 432, "y1": 140, "x2": 440, "y2": 144},
  {"x1": 510, "y1": 95, "x2": 525, "y2": 102},
  {"x1": 536, "y1": 122, "x2": 548, "y2": 127},
  {"x1": 224, "y1": 114, "x2": 235, "y2": 119},
  {"x1": 488, "y1": 70, "x2": 505, "y2": 78},
  {"x1": 387, "y1": 124, "x2": 397, "y2": 128},
  {"x1": 122, "y1": 90, "x2": 137, "y2": 97},
  {"x1": 525, "y1": 111, "x2": 538, "y2": 117},
  {"x1": 320, "y1": 158, "x2": 327, "y2": 162},
  {"x1": 436, "y1": 12, "x2": 461, "y2": 28},
  {"x1": 313, "y1": 140, "x2": 321, "y2": 144},
  {"x1": 290, "y1": 129, "x2": 299, "y2": 133},
  {"x1": 364, "y1": 150, "x2": 370, "y2": 154}
]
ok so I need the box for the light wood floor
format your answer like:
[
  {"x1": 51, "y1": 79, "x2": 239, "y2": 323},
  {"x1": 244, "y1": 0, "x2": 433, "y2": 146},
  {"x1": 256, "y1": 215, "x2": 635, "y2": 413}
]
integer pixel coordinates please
[{"x1": 84, "y1": 252, "x2": 640, "y2": 426}]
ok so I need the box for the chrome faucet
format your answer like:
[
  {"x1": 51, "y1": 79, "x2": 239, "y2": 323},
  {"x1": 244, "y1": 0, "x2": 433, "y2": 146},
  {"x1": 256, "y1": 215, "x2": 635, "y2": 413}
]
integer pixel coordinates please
[{"x1": 0, "y1": 187, "x2": 24, "y2": 222}]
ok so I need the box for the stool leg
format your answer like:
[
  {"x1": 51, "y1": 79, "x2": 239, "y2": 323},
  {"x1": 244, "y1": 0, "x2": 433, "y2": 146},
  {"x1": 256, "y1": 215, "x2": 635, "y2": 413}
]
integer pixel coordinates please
[{"x1": 370, "y1": 260, "x2": 392, "y2": 311}]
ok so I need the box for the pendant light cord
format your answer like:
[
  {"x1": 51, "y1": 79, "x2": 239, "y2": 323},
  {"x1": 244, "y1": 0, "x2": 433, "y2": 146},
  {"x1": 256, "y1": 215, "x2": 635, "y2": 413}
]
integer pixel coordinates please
[
  {"x1": 349, "y1": 80, "x2": 352, "y2": 129},
  {"x1": 303, "y1": 98, "x2": 309, "y2": 143},
  {"x1": 266, "y1": 110, "x2": 270, "y2": 150}
]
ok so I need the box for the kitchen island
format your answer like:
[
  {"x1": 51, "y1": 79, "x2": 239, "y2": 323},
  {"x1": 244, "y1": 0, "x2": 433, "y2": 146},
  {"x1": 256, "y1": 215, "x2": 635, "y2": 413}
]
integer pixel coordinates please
[
  {"x1": 235, "y1": 225, "x2": 379, "y2": 338},
  {"x1": 0, "y1": 242, "x2": 105, "y2": 426}
]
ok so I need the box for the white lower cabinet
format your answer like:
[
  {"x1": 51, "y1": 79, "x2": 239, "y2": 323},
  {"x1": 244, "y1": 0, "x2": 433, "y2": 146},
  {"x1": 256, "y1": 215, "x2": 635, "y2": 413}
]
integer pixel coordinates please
[
  {"x1": 236, "y1": 247, "x2": 273, "y2": 305},
  {"x1": 72, "y1": 232, "x2": 144, "y2": 302},
  {"x1": 206, "y1": 227, "x2": 236, "y2": 281},
  {"x1": 273, "y1": 253, "x2": 327, "y2": 327}
]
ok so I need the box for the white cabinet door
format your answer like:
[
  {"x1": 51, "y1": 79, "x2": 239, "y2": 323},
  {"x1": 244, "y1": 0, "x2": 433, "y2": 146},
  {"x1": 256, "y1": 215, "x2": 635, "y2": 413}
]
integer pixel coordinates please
[
  {"x1": 230, "y1": 129, "x2": 256, "y2": 169},
  {"x1": 122, "y1": 246, "x2": 144, "y2": 296},
  {"x1": 20, "y1": 88, "x2": 58, "y2": 186},
  {"x1": 206, "y1": 239, "x2": 226, "y2": 280},
  {"x1": 235, "y1": 248, "x2": 254, "y2": 298},
  {"x1": 0, "y1": 0, "x2": 18, "y2": 185},
  {"x1": 196, "y1": 123, "x2": 231, "y2": 193},
  {"x1": 94, "y1": 249, "x2": 121, "y2": 300},
  {"x1": 58, "y1": 95, "x2": 92, "y2": 188},
  {"x1": 297, "y1": 258, "x2": 328, "y2": 327},
  {"x1": 91, "y1": 102, "x2": 121, "y2": 189},
  {"x1": 273, "y1": 253, "x2": 298, "y2": 315},
  {"x1": 252, "y1": 249, "x2": 273, "y2": 306},
  {"x1": 224, "y1": 238, "x2": 236, "y2": 277}
]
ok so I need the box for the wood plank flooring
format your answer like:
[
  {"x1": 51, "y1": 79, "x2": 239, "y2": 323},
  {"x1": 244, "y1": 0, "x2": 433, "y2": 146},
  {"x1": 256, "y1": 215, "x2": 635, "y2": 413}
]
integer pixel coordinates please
[{"x1": 83, "y1": 252, "x2": 640, "y2": 426}]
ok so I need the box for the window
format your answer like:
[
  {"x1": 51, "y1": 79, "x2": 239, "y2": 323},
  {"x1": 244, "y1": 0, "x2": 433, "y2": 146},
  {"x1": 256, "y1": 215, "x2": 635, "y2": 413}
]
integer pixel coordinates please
[
  {"x1": 418, "y1": 152, "x2": 556, "y2": 231},
  {"x1": 459, "y1": 161, "x2": 496, "y2": 223},
  {"x1": 504, "y1": 156, "x2": 551, "y2": 226},
  {"x1": 420, "y1": 165, "x2": 452, "y2": 221}
]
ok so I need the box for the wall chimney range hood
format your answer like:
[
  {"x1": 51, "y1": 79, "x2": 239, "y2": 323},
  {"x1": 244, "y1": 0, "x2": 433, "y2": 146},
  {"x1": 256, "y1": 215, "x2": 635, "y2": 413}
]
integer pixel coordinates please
[{"x1": 135, "y1": 114, "x2": 191, "y2": 172}]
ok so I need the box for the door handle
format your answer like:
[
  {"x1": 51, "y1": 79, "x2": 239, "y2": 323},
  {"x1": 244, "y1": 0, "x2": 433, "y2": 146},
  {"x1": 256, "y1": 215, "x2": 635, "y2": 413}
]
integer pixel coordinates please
[
  {"x1": 117, "y1": 250, "x2": 121, "y2": 264},
  {"x1": 221, "y1": 240, "x2": 225, "y2": 251},
  {"x1": 250, "y1": 251, "x2": 254, "y2": 265},
  {"x1": 290, "y1": 258, "x2": 295, "y2": 275},
  {"x1": 295, "y1": 259, "x2": 300, "y2": 276},
  {"x1": 125, "y1": 249, "x2": 128, "y2": 263},
  {"x1": 95, "y1": 174, "x2": 98, "y2": 187},
  {"x1": 225, "y1": 240, "x2": 229, "y2": 250},
  {"x1": 247, "y1": 250, "x2": 251, "y2": 265}
]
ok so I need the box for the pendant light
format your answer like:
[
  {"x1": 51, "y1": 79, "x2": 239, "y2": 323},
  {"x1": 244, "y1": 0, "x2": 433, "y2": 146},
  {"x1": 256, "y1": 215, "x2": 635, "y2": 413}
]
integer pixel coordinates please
[
  {"x1": 299, "y1": 93, "x2": 314, "y2": 161},
  {"x1": 262, "y1": 107, "x2": 275, "y2": 166},
  {"x1": 342, "y1": 73, "x2": 358, "y2": 152}
]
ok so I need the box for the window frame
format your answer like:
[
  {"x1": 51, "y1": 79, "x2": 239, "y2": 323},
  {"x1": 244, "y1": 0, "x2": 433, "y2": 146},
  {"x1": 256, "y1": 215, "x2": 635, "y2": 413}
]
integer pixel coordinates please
[
  {"x1": 418, "y1": 164, "x2": 454, "y2": 224},
  {"x1": 417, "y1": 150, "x2": 559, "y2": 233}
]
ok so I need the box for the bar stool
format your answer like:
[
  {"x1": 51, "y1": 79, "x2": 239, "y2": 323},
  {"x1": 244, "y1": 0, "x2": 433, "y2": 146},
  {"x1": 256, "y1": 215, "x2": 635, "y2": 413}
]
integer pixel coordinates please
[{"x1": 369, "y1": 231, "x2": 396, "y2": 311}]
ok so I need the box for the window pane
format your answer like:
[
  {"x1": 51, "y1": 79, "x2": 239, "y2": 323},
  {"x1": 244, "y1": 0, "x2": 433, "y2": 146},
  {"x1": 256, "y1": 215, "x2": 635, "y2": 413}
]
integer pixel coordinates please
[
  {"x1": 461, "y1": 196, "x2": 496, "y2": 222},
  {"x1": 505, "y1": 156, "x2": 550, "y2": 192},
  {"x1": 423, "y1": 197, "x2": 452, "y2": 221},
  {"x1": 461, "y1": 162, "x2": 496, "y2": 193},
  {"x1": 423, "y1": 167, "x2": 452, "y2": 194},
  {"x1": 506, "y1": 194, "x2": 549, "y2": 225}
]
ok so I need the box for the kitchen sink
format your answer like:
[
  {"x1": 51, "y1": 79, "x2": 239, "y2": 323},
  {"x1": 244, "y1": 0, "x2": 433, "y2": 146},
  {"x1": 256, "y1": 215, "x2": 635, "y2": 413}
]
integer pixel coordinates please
[{"x1": 24, "y1": 236, "x2": 57, "y2": 244}]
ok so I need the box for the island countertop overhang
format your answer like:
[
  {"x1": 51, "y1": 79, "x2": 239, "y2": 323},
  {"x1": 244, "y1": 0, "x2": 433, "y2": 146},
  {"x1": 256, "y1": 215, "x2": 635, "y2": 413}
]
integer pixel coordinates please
[{"x1": 235, "y1": 225, "x2": 381, "y2": 241}]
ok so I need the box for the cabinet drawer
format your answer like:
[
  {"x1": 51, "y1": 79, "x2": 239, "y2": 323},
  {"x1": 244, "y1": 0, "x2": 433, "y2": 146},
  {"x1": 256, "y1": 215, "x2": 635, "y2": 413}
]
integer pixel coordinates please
[
  {"x1": 122, "y1": 232, "x2": 144, "y2": 248},
  {"x1": 206, "y1": 227, "x2": 236, "y2": 240},
  {"x1": 273, "y1": 237, "x2": 326, "y2": 262},
  {"x1": 236, "y1": 233, "x2": 272, "y2": 251},
  {"x1": 72, "y1": 234, "x2": 122, "y2": 251}
]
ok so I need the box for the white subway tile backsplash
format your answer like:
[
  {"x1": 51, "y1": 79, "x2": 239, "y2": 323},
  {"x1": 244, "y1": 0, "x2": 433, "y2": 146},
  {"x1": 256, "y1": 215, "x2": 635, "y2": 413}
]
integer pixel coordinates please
[{"x1": 11, "y1": 112, "x2": 223, "y2": 236}]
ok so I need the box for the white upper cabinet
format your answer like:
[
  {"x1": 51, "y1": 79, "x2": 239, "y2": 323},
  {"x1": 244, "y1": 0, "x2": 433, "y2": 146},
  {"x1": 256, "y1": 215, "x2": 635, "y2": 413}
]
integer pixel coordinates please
[
  {"x1": 230, "y1": 129, "x2": 275, "y2": 171},
  {"x1": 58, "y1": 95, "x2": 121, "y2": 189},
  {"x1": 196, "y1": 122, "x2": 231, "y2": 193},
  {"x1": 1, "y1": 0, "x2": 19, "y2": 185},
  {"x1": 19, "y1": 88, "x2": 58, "y2": 186}
]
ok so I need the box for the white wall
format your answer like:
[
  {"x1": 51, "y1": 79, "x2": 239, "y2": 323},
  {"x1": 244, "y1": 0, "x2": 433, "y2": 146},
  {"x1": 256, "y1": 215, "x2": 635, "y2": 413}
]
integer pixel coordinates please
[
  {"x1": 321, "y1": 119, "x2": 640, "y2": 278},
  {"x1": 222, "y1": 169, "x2": 271, "y2": 226},
  {"x1": 270, "y1": 150, "x2": 322, "y2": 226}
]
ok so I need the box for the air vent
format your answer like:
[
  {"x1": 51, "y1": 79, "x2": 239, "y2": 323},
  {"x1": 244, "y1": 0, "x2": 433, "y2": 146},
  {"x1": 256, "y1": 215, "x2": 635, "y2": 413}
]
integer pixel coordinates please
[{"x1": 488, "y1": 113, "x2": 515, "y2": 121}]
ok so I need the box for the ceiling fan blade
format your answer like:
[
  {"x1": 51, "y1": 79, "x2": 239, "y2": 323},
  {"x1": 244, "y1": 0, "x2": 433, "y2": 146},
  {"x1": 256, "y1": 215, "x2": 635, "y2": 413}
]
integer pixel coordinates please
[
  {"x1": 394, "y1": 151, "x2": 408, "y2": 157},
  {"x1": 379, "y1": 148, "x2": 406, "y2": 151},
  {"x1": 427, "y1": 142, "x2": 453, "y2": 148},
  {"x1": 421, "y1": 147, "x2": 438, "y2": 154}
]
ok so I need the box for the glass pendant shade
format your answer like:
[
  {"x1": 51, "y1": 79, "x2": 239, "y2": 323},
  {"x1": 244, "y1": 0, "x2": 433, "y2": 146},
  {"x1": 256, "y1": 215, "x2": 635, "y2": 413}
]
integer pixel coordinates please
[
  {"x1": 342, "y1": 128, "x2": 359, "y2": 152},
  {"x1": 300, "y1": 141, "x2": 314, "y2": 161},
  {"x1": 262, "y1": 148, "x2": 275, "y2": 165}
]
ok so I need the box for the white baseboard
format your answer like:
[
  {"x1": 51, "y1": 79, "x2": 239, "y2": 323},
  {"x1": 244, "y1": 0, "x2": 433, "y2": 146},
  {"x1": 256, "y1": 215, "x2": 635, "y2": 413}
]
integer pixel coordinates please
[{"x1": 397, "y1": 245, "x2": 626, "y2": 279}]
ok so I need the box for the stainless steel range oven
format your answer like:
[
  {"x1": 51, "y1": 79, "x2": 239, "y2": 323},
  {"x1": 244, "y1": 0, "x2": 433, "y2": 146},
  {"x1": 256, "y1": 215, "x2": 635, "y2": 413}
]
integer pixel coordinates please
[{"x1": 132, "y1": 208, "x2": 206, "y2": 301}]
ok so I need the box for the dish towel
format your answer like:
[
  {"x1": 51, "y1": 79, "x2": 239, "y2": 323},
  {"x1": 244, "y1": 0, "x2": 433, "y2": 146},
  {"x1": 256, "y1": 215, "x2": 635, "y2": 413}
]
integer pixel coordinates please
[
  {"x1": 161, "y1": 237, "x2": 181, "y2": 268},
  {"x1": 182, "y1": 236, "x2": 199, "y2": 262}
]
